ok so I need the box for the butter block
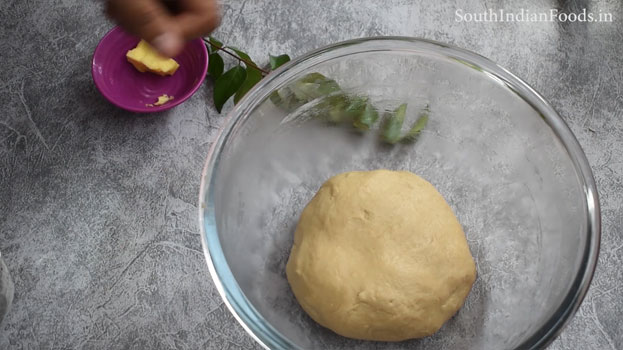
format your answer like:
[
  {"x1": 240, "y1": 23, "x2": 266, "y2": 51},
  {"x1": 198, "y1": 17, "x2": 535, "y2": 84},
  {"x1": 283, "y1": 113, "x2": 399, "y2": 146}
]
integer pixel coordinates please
[
  {"x1": 146, "y1": 94, "x2": 174, "y2": 107},
  {"x1": 126, "y1": 40, "x2": 180, "y2": 76}
]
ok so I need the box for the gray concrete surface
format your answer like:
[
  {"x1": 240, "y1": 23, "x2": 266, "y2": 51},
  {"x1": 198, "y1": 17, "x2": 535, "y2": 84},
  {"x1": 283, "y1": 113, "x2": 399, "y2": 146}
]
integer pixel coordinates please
[{"x1": 0, "y1": 0, "x2": 621, "y2": 349}]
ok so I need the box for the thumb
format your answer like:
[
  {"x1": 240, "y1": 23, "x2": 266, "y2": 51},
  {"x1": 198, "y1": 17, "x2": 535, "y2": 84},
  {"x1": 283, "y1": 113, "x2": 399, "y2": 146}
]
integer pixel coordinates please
[
  {"x1": 150, "y1": 28, "x2": 184, "y2": 58},
  {"x1": 106, "y1": 0, "x2": 184, "y2": 57}
]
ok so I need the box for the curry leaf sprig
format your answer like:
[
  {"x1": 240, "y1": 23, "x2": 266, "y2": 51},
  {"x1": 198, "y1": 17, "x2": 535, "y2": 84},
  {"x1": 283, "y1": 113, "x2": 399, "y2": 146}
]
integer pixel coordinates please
[
  {"x1": 204, "y1": 37, "x2": 291, "y2": 112},
  {"x1": 203, "y1": 38, "x2": 428, "y2": 143},
  {"x1": 270, "y1": 73, "x2": 429, "y2": 144}
]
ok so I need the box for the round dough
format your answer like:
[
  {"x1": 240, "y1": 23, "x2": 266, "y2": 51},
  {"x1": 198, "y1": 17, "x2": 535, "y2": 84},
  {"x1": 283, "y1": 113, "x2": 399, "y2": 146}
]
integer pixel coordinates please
[{"x1": 286, "y1": 170, "x2": 476, "y2": 341}]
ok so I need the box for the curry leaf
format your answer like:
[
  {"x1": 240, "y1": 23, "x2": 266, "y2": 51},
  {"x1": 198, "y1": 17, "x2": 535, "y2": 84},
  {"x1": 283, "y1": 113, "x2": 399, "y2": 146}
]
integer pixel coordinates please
[
  {"x1": 401, "y1": 113, "x2": 428, "y2": 143},
  {"x1": 234, "y1": 66, "x2": 263, "y2": 104},
  {"x1": 298, "y1": 72, "x2": 326, "y2": 83},
  {"x1": 208, "y1": 36, "x2": 223, "y2": 50},
  {"x1": 382, "y1": 103, "x2": 407, "y2": 144},
  {"x1": 290, "y1": 74, "x2": 341, "y2": 102},
  {"x1": 226, "y1": 46, "x2": 267, "y2": 75},
  {"x1": 353, "y1": 99, "x2": 379, "y2": 131},
  {"x1": 317, "y1": 79, "x2": 341, "y2": 96},
  {"x1": 269, "y1": 90, "x2": 283, "y2": 107},
  {"x1": 227, "y1": 46, "x2": 253, "y2": 62},
  {"x1": 323, "y1": 94, "x2": 350, "y2": 124},
  {"x1": 269, "y1": 54, "x2": 291, "y2": 70},
  {"x1": 345, "y1": 96, "x2": 367, "y2": 117},
  {"x1": 214, "y1": 66, "x2": 247, "y2": 112},
  {"x1": 208, "y1": 52, "x2": 224, "y2": 79},
  {"x1": 273, "y1": 86, "x2": 304, "y2": 110}
]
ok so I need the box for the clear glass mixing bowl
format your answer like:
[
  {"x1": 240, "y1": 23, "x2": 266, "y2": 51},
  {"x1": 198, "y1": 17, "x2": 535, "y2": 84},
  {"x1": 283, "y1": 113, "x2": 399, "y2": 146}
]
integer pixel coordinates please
[{"x1": 199, "y1": 37, "x2": 600, "y2": 350}]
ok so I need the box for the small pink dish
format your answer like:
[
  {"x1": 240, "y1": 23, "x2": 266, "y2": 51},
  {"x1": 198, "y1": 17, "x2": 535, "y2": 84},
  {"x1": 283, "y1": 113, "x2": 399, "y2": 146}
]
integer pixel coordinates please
[{"x1": 92, "y1": 26, "x2": 208, "y2": 113}]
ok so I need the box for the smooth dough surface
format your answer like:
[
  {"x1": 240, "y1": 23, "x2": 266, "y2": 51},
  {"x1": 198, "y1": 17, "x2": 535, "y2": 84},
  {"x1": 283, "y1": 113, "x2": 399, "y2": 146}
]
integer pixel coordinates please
[{"x1": 286, "y1": 170, "x2": 476, "y2": 341}]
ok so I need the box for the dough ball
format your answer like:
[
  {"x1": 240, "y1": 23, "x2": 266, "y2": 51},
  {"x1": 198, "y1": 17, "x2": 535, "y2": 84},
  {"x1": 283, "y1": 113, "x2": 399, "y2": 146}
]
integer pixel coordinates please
[{"x1": 286, "y1": 170, "x2": 476, "y2": 341}]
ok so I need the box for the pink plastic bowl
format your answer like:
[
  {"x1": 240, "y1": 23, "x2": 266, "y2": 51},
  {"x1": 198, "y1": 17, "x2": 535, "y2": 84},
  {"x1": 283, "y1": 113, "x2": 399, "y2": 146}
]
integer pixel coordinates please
[{"x1": 92, "y1": 26, "x2": 208, "y2": 113}]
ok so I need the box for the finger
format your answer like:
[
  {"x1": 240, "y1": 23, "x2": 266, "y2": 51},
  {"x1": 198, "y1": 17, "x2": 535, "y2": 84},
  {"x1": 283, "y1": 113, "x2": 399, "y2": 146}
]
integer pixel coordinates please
[
  {"x1": 106, "y1": 0, "x2": 184, "y2": 57},
  {"x1": 174, "y1": 0, "x2": 221, "y2": 40}
]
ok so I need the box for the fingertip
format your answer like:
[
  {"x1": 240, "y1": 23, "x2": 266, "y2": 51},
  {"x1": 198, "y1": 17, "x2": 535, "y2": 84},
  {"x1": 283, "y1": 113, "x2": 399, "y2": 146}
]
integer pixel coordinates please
[{"x1": 151, "y1": 32, "x2": 184, "y2": 57}]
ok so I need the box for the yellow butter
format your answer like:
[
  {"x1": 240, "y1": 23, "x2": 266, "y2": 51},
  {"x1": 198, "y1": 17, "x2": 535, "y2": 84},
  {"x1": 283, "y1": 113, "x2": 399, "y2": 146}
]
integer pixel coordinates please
[
  {"x1": 146, "y1": 94, "x2": 174, "y2": 107},
  {"x1": 126, "y1": 40, "x2": 180, "y2": 76}
]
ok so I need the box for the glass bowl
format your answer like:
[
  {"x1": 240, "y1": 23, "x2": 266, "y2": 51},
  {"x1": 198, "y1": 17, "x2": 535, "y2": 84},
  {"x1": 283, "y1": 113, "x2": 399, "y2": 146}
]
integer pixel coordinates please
[{"x1": 199, "y1": 37, "x2": 600, "y2": 350}]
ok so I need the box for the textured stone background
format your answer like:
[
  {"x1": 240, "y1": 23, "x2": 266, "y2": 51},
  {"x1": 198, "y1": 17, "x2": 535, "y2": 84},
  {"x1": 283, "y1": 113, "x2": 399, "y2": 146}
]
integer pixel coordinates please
[{"x1": 0, "y1": 0, "x2": 621, "y2": 349}]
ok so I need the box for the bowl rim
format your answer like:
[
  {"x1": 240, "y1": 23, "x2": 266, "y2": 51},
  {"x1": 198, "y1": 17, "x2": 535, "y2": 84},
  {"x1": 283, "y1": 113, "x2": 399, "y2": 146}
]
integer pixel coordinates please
[
  {"x1": 198, "y1": 36, "x2": 601, "y2": 350},
  {"x1": 91, "y1": 26, "x2": 208, "y2": 113}
]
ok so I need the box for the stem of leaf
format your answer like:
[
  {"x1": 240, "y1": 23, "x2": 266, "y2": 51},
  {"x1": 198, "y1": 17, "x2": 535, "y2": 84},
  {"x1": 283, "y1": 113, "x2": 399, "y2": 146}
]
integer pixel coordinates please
[{"x1": 203, "y1": 38, "x2": 269, "y2": 76}]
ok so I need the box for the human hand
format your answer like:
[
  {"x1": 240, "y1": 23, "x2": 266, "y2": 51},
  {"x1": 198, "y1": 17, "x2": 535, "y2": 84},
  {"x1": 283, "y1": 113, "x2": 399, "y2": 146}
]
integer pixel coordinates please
[{"x1": 106, "y1": 0, "x2": 221, "y2": 57}]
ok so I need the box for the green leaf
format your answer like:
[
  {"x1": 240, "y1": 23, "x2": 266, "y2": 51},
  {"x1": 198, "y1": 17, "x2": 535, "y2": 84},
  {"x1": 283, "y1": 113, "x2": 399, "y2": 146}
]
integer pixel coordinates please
[
  {"x1": 274, "y1": 87, "x2": 304, "y2": 110},
  {"x1": 335, "y1": 96, "x2": 367, "y2": 126},
  {"x1": 234, "y1": 66, "x2": 263, "y2": 104},
  {"x1": 401, "y1": 113, "x2": 428, "y2": 143},
  {"x1": 269, "y1": 90, "x2": 283, "y2": 107},
  {"x1": 353, "y1": 99, "x2": 379, "y2": 131},
  {"x1": 209, "y1": 36, "x2": 223, "y2": 49},
  {"x1": 208, "y1": 52, "x2": 224, "y2": 79},
  {"x1": 382, "y1": 103, "x2": 407, "y2": 144},
  {"x1": 213, "y1": 66, "x2": 247, "y2": 113},
  {"x1": 317, "y1": 79, "x2": 341, "y2": 95},
  {"x1": 269, "y1": 73, "x2": 343, "y2": 112},
  {"x1": 227, "y1": 46, "x2": 253, "y2": 63},
  {"x1": 345, "y1": 96, "x2": 367, "y2": 115},
  {"x1": 227, "y1": 46, "x2": 265, "y2": 76},
  {"x1": 269, "y1": 54, "x2": 291, "y2": 70},
  {"x1": 299, "y1": 72, "x2": 327, "y2": 83},
  {"x1": 291, "y1": 75, "x2": 341, "y2": 102},
  {"x1": 322, "y1": 94, "x2": 350, "y2": 124},
  {"x1": 291, "y1": 82, "x2": 321, "y2": 101}
]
